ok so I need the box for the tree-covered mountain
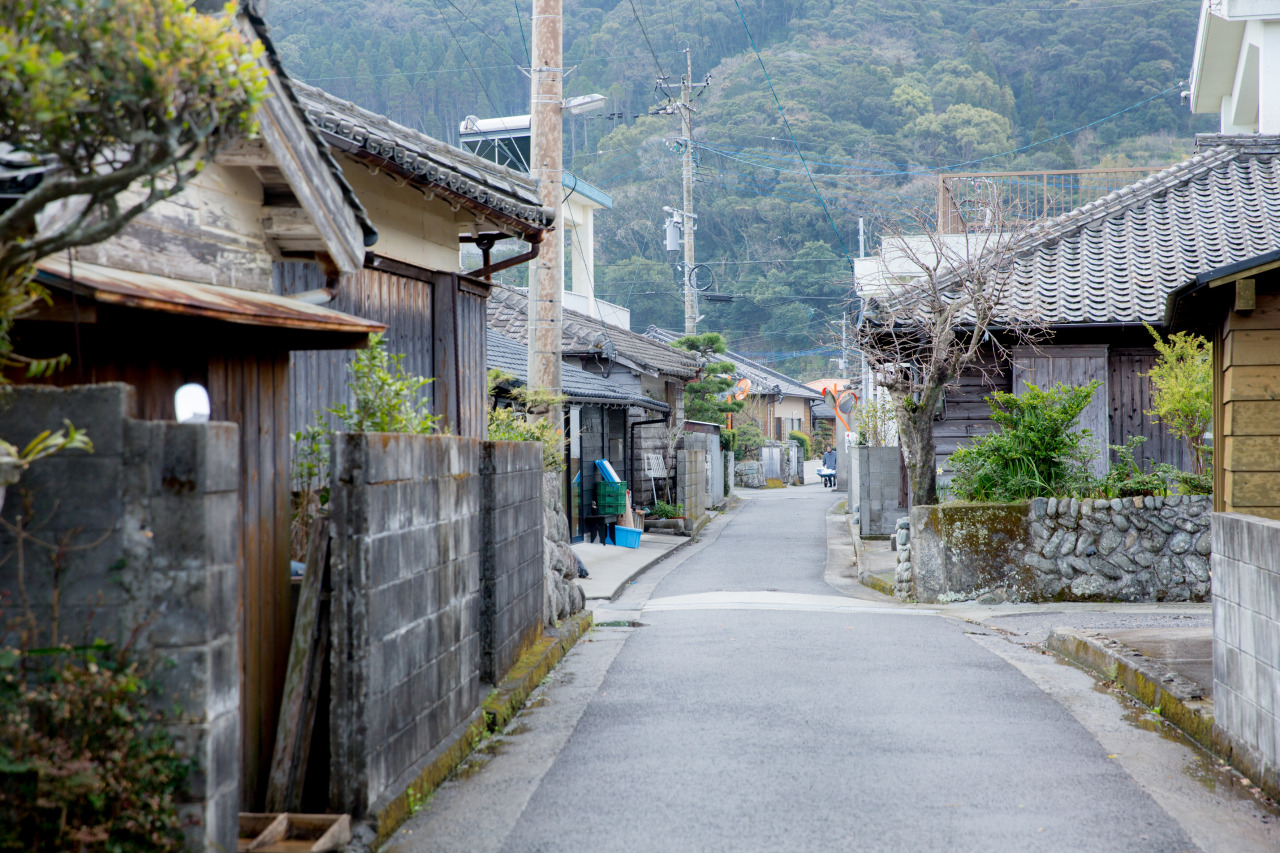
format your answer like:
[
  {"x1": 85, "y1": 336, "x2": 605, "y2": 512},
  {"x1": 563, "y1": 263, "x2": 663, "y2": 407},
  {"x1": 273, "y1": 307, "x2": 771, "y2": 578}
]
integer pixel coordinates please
[{"x1": 267, "y1": 0, "x2": 1212, "y2": 378}]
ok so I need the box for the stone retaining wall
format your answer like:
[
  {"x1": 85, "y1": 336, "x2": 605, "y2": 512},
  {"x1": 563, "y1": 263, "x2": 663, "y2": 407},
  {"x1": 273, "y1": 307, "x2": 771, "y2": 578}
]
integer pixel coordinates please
[{"x1": 908, "y1": 495, "x2": 1212, "y2": 603}]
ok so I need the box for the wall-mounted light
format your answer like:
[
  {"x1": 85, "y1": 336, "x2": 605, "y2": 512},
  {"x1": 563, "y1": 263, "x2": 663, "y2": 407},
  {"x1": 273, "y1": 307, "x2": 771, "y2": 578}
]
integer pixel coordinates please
[{"x1": 175, "y1": 383, "x2": 210, "y2": 424}]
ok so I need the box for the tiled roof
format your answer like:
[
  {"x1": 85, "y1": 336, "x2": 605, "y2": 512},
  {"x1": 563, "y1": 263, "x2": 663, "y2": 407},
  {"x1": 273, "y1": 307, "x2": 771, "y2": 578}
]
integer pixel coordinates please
[
  {"x1": 870, "y1": 137, "x2": 1280, "y2": 327},
  {"x1": 486, "y1": 330, "x2": 669, "y2": 412},
  {"x1": 487, "y1": 286, "x2": 701, "y2": 379},
  {"x1": 292, "y1": 82, "x2": 554, "y2": 233},
  {"x1": 644, "y1": 327, "x2": 822, "y2": 400},
  {"x1": 812, "y1": 402, "x2": 837, "y2": 419}
]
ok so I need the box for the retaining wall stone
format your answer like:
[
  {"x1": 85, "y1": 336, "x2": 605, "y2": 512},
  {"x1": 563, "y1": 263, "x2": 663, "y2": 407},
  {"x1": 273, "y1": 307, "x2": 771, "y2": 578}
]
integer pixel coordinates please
[{"x1": 908, "y1": 495, "x2": 1212, "y2": 603}]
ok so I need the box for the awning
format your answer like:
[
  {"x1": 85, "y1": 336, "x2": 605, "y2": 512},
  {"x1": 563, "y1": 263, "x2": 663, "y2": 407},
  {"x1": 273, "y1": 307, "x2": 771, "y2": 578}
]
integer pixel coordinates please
[{"x1": 35, "y1": 257, "x2": 386, "y2": 337}]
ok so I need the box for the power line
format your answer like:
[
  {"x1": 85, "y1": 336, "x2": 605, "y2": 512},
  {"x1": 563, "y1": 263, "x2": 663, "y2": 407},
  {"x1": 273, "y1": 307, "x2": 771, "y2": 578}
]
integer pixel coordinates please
[
  {"x1": 513, "y1": 0, "x2": 530, "y2": 64},
  {"x1": 430, "y1": 0, "x2": 502, "y2": 114},
  {"x1": 437, "y1": 0, "x2": 525, "y2": 67},
  {"x1": 627, "y1": 0, "x2": 667, "y2": 80},
  {"x1": 732, "y1": 0, "x2": 856, "y2": 276}
]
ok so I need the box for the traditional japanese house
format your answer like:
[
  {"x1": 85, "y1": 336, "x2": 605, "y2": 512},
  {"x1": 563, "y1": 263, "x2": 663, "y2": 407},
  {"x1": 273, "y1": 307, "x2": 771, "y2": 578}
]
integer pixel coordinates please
[{"x1": 7, "y1": 5, "x2": 391, "y2": 807}]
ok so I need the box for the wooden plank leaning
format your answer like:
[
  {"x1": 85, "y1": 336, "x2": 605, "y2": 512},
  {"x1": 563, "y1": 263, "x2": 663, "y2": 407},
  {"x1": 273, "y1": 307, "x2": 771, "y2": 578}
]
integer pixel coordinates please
[{"x1": 265, "y1": 516, "x2": 331, "y2": 813}]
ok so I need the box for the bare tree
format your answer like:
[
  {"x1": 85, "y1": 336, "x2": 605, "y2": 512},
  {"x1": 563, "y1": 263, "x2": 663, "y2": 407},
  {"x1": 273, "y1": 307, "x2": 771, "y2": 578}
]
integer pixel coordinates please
[{"x1": 855, "y1": 188, "x2": 1044, "y2": 506}]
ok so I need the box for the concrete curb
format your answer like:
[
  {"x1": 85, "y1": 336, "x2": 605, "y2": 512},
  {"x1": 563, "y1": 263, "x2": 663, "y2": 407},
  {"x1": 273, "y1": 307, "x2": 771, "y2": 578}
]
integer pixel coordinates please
[
  {"x1": 846, "y1": 513, "x2": 898, "y2": 597},
  {"x1": 1047, "y1": 627, "x2": 1215, "y2": 750},
  {"x1": 1049, "y1": 627, "x2": 1280, "y2": 803},
  {"x1": 372, "y1": 610, "x2": 593, "y2": 846},
  {"x1": 1044, "y1": 624, "x2": 1256, "y2": 793},
  {"x1": 597, "y1": 502, "x2": 740, "y2": 601}
]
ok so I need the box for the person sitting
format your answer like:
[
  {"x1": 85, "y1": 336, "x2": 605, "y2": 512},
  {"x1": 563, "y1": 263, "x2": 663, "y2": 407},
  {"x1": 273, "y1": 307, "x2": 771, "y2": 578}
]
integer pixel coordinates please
[{"x1": 821, "y1": 446, "x2": 837, "y2": 488}]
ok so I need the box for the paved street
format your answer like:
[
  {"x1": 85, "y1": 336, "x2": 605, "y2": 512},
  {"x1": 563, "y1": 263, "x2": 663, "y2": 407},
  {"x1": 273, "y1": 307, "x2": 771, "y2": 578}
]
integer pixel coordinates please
[{"x1": 386, "y1": 486, "x2": 1279, "y2": 853}]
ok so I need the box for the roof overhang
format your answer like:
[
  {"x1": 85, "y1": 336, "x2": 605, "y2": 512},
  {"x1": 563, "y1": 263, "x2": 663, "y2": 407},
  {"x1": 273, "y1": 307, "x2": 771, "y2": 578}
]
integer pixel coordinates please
[
  {"x1": 33, "y1": 257, "x2": 385, "y2": 343},
  {"x1": 231, "y1": 12, "x2": 372, "y2": 273},
  {"x1": 1165, "y1": 246, "x2": 1280, "y2": 332},
  {"x1": 1190, "y1": 6, "x2": 1247, "y2": 115}
]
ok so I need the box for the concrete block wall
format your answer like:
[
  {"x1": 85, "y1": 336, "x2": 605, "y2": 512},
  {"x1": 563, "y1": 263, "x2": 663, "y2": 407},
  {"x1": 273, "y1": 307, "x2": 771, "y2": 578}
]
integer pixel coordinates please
[
  {"x1": 1211, "y1": 512, "x2": 1280, "y2": 797},
  {"x1": 0, "y1": 384, "x2": 240, "y2": 853},
  {"x1": 677, "y1": 444, "x2": 708, "y2": 525},
  {"x1": 329, "y1": 433, "x2": 483, "y2": 817},
  {"x1": 480, "y1": 441, "x2": 544, "y2": 684},
  {"x1": 850, "y1": 446, "x2": 908, "y2": 536}
]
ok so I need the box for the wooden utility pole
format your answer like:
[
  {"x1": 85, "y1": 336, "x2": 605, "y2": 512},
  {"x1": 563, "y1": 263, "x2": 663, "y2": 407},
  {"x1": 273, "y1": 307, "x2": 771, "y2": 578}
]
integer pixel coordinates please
[
  {"x1": 681, "y1": 49, "x2": 697, "y2": 335},
  {"x1": 656, "y1": 48, "x2": 709, "y2": 335},
  {"x1": 528, "y1": 0, "x2": 563, "y2": 404}
]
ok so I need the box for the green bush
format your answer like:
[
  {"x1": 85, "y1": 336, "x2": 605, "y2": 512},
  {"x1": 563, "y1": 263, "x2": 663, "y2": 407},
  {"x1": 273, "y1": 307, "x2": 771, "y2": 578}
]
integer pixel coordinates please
[
  {"x1": 650, "y1": 500, "x2": 684, "y2": 519},
  {"x1": 720, "y1": 428, "x2": 736, "y2": 454},
  {"x1": 949, "y1": 381, "x2": 1099, "y2": 502},
  {"x1": 733, "y1": 421, "x2": 765, "y2": 461},
  {"x1": 0, "y1": 645, "x2": 193, "y2": 852},
  {"x1": 488, "y1": 406, "x2": 564, "y2": 471},
  {"x1": 1103, "y1": 435, "x2": 1165, "y2": 497},
  {"x1": 787, "y1": 430, "x2": 811, "y2": 459}
]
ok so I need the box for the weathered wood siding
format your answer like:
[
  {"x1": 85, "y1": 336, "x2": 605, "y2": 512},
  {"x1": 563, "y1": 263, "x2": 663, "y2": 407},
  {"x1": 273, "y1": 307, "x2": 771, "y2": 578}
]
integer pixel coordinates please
[
  {"x1": 1220, "y1": 283, "x2": 1280, "y2": 519},
  {"x1": 1108, "y1": 347, "x2": 1193, "y2": 471},
  {"x1": 73, "y1": 163, "x2": 275, "y2": 291},
  {"x1": 1013, "y1": 345, "x2": 1110, "y2": 478},
  {"x1": 208, "y1": 351, "x2": 293, "y2": 810},
  {"x1": 935, "y1": 352, "x2": 1012, "y2": 472}
]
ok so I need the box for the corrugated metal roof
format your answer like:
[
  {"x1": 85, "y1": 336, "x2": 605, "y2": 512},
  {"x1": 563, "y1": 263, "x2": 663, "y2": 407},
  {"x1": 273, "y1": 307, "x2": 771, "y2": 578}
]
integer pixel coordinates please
[
  {"x1": 487, "y1": 286, "x2": 701, "y2": 379},
  {"x1": 36, "y1": 257, "x2": 386, "y2": 336},
  {"x1": 486, "y1": 330, "x2": 669, "y2": 412},
  {"x1": 644, "y1": 326, "x2": 822, "y2": 400},
  {"x1": 873, "y1": 137, "x2": 1280, "y2": 327}
]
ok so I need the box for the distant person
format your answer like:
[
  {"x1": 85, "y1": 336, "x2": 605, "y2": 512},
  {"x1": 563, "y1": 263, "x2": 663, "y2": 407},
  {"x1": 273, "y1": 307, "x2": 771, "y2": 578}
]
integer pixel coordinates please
[{"x1": 821, "y1": 446, "x2": 837, "y2": 488}]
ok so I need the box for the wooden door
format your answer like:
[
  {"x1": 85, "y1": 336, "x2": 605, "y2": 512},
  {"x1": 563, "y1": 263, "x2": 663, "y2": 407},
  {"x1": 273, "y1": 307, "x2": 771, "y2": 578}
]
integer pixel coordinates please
[
  {"x1": 208, "y1": 350, "x2": 292, "y2": 810},
  {"x1": 1012, "y1": 345, "x2": 1109, "y2": 478}
]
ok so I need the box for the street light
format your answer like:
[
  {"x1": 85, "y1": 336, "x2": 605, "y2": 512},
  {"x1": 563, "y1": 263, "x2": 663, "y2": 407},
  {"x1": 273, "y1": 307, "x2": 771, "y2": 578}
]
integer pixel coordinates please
[{"x1": 563, "y1": 94, "x2": 608, "y2": 114}]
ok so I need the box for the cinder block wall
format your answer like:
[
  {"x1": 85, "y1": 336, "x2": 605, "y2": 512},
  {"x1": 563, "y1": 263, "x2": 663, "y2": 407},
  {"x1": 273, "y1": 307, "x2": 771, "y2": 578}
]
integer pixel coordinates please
[
  {"x1": 480, "y1": 441, "x2": 544, "y2": 684},
  {"x1": 1212, "y1": 512, "x2": 1280, "y2": 798},
  {"x1": 329, "y1": 433, "x2": 483, "y2": 817},
  {"x1": 677, "y1": 443, "x2": 707, "y2": 523},
  {"x1": 852, "y1": 446, "x2": 909, "y2": 536},
  {"x1": 327, "y1": 433, "x2": 549, "y2": 817},
  {"x1": 0, "y1": 384, "x2": 241, "y2": 853}
]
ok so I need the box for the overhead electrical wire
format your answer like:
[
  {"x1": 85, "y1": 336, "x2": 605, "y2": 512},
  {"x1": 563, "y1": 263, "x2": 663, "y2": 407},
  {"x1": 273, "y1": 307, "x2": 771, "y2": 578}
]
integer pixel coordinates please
[{"x1": 732, "y1": 0, "x2": 857, "y2": 276}]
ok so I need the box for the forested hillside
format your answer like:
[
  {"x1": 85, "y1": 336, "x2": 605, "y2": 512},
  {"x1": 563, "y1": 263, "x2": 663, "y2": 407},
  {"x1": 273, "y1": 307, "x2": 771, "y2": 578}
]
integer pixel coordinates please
[{"x1": 267, "y1": 0, "x2": 1212, "y2": 378}]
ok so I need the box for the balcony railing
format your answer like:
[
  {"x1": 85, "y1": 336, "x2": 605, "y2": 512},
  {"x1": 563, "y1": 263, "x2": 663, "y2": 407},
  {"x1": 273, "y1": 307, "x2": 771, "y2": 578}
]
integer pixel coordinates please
[{"x1": 936, "y1": 167, "x2": 1160, "y2": 233}]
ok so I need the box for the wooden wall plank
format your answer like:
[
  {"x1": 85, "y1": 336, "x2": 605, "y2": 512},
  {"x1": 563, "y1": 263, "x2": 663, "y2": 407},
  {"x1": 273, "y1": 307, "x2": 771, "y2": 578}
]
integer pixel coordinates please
[
  {"x1": 1224, "y1": 400, "x2": 1280, "y2": 434},
  {"x1": 1223, "y1": 435, "x2": 1280, "y2": 471},
  {"x1": 1224, "y1": 365, "x2": 1280, "y2": 402},
  {"x1": 1224, "y1": 469, "x2": 1280, "y2": 507},
  {"x1": 1224, "y1": 329, "x2": 1280, "y2": 366}
]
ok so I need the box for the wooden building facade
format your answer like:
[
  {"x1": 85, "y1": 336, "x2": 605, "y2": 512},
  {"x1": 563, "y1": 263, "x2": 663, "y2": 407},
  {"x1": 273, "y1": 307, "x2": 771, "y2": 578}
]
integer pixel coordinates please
[{"x1": 1168, "y1": 249, "x2": 1280, "y2": 519}]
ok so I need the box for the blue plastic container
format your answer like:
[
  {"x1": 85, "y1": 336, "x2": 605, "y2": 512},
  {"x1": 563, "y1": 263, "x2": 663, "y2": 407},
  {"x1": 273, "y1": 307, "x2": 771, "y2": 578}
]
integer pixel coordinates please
[{"x1": 613, "y1": 525, "x2": 642, "y2": 549}]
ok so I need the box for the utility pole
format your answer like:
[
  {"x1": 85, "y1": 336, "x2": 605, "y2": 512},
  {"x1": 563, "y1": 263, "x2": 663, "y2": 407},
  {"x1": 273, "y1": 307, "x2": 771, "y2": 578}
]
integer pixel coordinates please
[
  {"x1": 680, "y1": 49, "x2": 697, "y2": 335},
  {"x1": 528, "y1": 0, "x2": 563, "y2": 409},
  {"x1": 839, "y1": 313, "x2": 848, "y2": 381},
  {"x1": 657, "y1": 49, "x2": 710, "y2": 335}
]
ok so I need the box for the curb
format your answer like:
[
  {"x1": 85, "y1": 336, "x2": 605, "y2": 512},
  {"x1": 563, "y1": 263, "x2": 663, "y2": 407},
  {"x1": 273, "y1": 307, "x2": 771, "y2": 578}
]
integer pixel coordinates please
[
  {"x1": 596, "y1": 502, "x2": 739, "y2": 601},
  {"x1": 860, "y1": 572, "x2": 896, "y2": 597},
  {"x1": 1046, "y1": 627, "x2": 1215, "y2": 749},
  {"x1": 846, "y1": 513, "x2": 898, "y2": 597},
  {"x1": 372, "y1": 610, "x2": 593, "y2": 845},
  {"x1": 1047, "y1": 627, "x2": 1280, "y2": 803}
]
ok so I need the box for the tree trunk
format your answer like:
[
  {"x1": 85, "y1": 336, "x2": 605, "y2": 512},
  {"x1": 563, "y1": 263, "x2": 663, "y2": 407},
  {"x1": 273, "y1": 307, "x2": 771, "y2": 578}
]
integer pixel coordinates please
[{"x1": 898, "y1": 405, "x2": 939, "y2": 507}]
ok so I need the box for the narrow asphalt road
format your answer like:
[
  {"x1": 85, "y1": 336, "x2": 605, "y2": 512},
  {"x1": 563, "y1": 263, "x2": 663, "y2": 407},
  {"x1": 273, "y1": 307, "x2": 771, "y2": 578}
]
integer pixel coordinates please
[{"x1": 386, "y1": 485, "x2": 1277, "y2": 853}]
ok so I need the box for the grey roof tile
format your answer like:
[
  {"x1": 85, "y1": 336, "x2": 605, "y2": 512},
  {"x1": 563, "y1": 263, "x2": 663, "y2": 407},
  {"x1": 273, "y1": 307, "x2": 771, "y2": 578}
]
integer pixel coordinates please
[
  {"x1": 487, "y1": 330, "x2": 668, "y2": 412},
  {"x1": 487, "y1": 286, "x2": 701, "y2": 379},
  {"x1": 291, "y1": 82, "x2": 554, "y2": 231},
  {"x1": 876, "y1": 139, "x2": 1280, "y2": 327}
]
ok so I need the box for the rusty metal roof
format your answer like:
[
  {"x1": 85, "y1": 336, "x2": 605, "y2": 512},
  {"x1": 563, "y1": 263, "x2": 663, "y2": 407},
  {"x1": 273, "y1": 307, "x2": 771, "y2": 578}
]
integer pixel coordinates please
[{"x1": 36, "y1": 257, "x2": 386, "y2": 336}]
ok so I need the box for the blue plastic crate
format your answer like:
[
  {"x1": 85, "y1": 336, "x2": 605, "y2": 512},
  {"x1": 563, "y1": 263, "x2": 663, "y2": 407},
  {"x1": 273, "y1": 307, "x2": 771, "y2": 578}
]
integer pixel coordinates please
[{"x1": 613, "y1": 525, "x2": 642, "y2": 548}]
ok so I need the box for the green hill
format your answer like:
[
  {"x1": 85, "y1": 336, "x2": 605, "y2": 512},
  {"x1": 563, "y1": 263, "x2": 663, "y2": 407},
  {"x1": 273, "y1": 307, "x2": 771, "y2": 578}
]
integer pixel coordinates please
[{"x1": 267, "y1": 0, "x2": 1211, "y2": 378}]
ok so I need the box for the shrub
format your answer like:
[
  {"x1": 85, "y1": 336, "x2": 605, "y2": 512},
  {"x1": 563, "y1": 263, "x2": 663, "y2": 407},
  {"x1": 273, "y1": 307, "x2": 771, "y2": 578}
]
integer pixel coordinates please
[
  {"x1": 1143, "y1": 325, "x2": 1211, "y2": 477},
  {"x1": 733, "y1": 421, "x2": 765, "y2": 461},
  {"x1": 720, "y1": 428, "x2": 736, "y2": 454},
  {"x1": 650, "y1": 500, "x2": 684, "y2": 519},
  {"x1": 787, "y1": 430, "x2": 811, "y2": 459},
  {"x1": 1104, "y1": 435, "x2": 1166, "y2": 497},
  {"x1": 488, "y1": 406, "x2": 564, "y2": 472},
  {"x1": 0, "y1": 645, "x2": 193, "y2": 852},
  {"x1": 948, "y1": 381, "x2": 1099, "y2": 502}
]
